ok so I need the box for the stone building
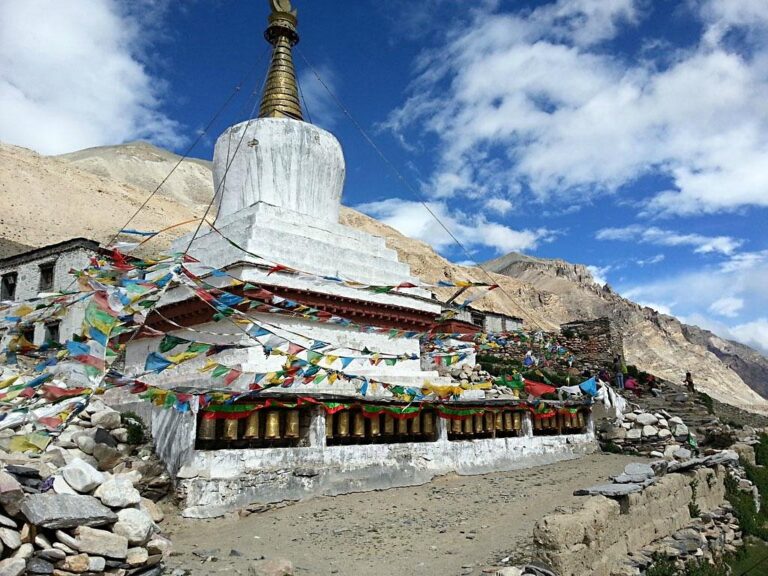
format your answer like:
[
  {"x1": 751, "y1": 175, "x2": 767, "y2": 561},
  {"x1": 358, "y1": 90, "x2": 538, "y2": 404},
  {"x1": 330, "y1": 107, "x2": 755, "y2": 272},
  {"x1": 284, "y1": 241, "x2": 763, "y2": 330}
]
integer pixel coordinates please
[{"x1": 0, "y1": 238, "x2": 101, "y2": 346}]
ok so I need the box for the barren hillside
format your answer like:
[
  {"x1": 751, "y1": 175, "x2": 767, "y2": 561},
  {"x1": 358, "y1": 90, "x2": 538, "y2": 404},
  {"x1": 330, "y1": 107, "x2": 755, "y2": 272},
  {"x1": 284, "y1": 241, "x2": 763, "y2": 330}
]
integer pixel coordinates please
[{"x1": 1, "y1": 140, "x2": 766, "y2": 411}]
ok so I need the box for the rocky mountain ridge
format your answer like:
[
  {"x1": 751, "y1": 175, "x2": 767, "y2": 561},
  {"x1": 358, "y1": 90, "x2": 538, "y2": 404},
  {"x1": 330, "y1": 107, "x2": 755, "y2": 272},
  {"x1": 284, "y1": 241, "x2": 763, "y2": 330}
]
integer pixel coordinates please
[{"x1": 1, "y1": 140, "x2": 766, "y2": 412}]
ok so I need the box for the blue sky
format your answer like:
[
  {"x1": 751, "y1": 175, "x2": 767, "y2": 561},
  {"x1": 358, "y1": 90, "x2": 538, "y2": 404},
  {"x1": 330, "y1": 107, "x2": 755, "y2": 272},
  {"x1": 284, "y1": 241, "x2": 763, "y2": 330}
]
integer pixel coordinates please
[{"x1": 0, "y1": 0, "x2": 767, "y2": 354}]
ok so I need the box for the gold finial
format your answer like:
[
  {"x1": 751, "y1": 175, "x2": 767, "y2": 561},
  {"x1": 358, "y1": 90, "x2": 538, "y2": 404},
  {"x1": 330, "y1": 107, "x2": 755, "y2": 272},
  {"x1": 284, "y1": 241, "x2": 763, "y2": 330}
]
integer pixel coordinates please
[{"x1": 259, "y1": 0, "x2": 303, "y2": 121}]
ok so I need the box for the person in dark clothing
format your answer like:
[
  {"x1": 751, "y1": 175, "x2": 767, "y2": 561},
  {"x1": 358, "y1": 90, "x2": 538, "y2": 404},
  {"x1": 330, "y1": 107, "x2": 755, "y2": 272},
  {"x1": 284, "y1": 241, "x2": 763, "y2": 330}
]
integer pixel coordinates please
[
  {"x1": 684, "y1": 371, "x2": 695, "y2": 394},
  {"x1": 613, "y1": 355, "x2": 625, "y2": 389}
]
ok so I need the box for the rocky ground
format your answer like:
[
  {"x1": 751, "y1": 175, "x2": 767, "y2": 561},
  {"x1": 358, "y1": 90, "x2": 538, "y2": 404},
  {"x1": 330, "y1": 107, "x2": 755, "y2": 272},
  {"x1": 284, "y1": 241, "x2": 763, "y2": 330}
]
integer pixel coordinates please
[{"x1": 164, "y1": 453, "x2": 641, "y2": 576}]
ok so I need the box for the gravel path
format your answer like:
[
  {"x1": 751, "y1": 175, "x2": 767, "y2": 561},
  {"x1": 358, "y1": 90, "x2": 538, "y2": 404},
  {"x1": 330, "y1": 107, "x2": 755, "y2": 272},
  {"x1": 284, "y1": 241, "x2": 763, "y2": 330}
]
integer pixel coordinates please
[{"x1": 165, "y1": 453, "x2": 641, "y2": 576}]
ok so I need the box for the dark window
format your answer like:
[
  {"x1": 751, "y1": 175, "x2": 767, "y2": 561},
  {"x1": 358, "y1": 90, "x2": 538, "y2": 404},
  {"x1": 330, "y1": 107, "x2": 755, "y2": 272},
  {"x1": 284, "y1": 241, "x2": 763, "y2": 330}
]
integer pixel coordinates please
[
  {"x1": 470, "y1": 311, "x2": 484, "y2": 326},
  {"x1": 44, "y1": 321, "x2": 60, "y2": 344},
  {"x1": 20, "y1": 325, "x2": 34, "y2": 343},
  {"x1": 39, "y1": 262, "x2": 55, "y2": 292},
  {"x1": 1, "y1": 272, "x2": 17, "y2": 300}
]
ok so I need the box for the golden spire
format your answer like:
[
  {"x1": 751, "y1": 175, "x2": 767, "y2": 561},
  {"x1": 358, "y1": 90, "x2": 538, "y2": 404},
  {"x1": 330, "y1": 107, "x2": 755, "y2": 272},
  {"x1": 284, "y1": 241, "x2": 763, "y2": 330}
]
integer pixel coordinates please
[{"x1": 259, "y1": 0, "x2": 303, "y2": 121}]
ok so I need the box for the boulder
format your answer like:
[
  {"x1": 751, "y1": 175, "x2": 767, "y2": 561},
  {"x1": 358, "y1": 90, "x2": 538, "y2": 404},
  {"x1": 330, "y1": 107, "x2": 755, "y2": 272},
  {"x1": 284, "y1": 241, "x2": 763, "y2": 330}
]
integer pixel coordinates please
[
  {"x1": 623, "y1": 413, "x2": 637, "y2": 422},
  {"x1": 111, "y1": 428, "x2": 129, "y2": 444},
  {"x1": 657, "y1": 418, "x2": 669, "y2": 429},
  {"x1": 146, "y1": 536, "x2": 172, "y2": 556},
  {"x1": 75, "y1": 435, "x2": 96, "y2": 455},
  {"x1": 658, "y1": 429, "x2": 672, "y2": 439},
  {"x1": 669, "y1": 416, "x2": 684, "y2": 425},
  {"x1": 248, "y1": 558, "x2": 294, "y2": 576},
  {"x1": 38, "y1": 548, "x2": 66, "y2": 561},
  {"x1": 90, "y1": 410, "x2": 121, "y2": 430},
  {"x1": 635, "y1": 413, "x2": 658, "y2": 426},
  {"x1": 672, "y1": 423, "x2": 689, "y2": 438},
  {"x1": 140, "y1": 498, "x2": 164, "y2": 523},
  {"x1": 603, "y1": 427, "x2": 626, "y2": 441},
  {"x1": 642, "y1": 425, "x2": 659, "y2": 437},
  {"x1": 92, "y1": 443, "x2": 122, "y2": 471},
  {"x1": 126, "y1": 546, "x2": 149, "y2": 565},
  {"x1": 52, "y1": 476, "x2": 78, "y2": 496},
  {"x1": 93, "y1": 428, "x2": 118, "y2": 448},
  {"x1": 75, "y1": 526, "x2": 128, "y2": 559},
  {"x1": 25, "y1": 556, "x2": 54, "y2": 574},
  {"x1": 11, "y1": 542, "x2": 32, "y2": 559},
  {"x1": 0, "y1": 558, "x2": 25, "y2": 576},
  {"x1": 59, "y1": 553, "x2": 90, "y2": 573},
  {"x1": 88, "y1": 556, "x2": 106, "y2": 572},
  {"x1": 0, "y1": 472, "x2": 24, "y2": 515},
  {"x1": 61, "y1": 458, "x2": 105, "y2": 493},
  {"x1": 625, "y1": 463, "x2": 655, "y2": 478},
  {"x1": 113, "y1": 508, "x2": 153, "y2": 545},
  {"x1": 94, "y1": 477, "x2": 141, "y2": 508},
  {"x1": 626, "y1": 429, "x2": 642, "y2": 440},
  {"x1": 20, "y1": 494, "x2": 116, "y2": 529}
]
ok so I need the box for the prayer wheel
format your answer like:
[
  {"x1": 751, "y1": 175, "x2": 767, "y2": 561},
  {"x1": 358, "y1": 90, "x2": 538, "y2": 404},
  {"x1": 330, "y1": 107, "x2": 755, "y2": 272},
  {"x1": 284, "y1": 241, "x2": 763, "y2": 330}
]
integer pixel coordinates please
[
  {"x1": 397, "y1": 417, "x2": 408, "y2": 435},
  {"x1": 503, "y1": 411, "x2": 514, "y2": 431},
  {"x1": 384, "y1": 414, "x2": 395, "y2": 435},
  {"x1": 325, "y1": 413, "x2": 334, "y2": 438},
  {"x1": 422, "y1": 412, "x2": 434, "y2": 436},
  {"x1": 463, "y1": 416, "x2": 474, "y2": 435},
  {"x1": 451, "y1": 418, "x2": 463, "y2": 435},
  {"x1": 410, "y1": 414, "x2": 421, "y2": 435},
  {"x1": 337, "y1": 411, "x2": 350, "y2": 437},
  {"x1": 198, "y1": 417, "x2": 216, "y2": 441},
  {"x1": 285, "y1": 410, "x2": 300, "y2": 439},
  {"x1": 223, "y1": 418, "x2": 238, "y2": 441},
  {"x1": 474, "y1": 413, "x2": 484, "y2": 433},
  {"x1": 495, "y1": 412, "x2": 503, "y2": 431},
  {"x1": 484, "y1": 412, "x2": 495, "y2": 433},
  {"x1": 352, "y1": 413, "x2": 366, "y2": 437},
  {"x1": 243, "y1": 412, "x2": 260, "y2": 439},
  {"x1": 578, "y1": 412, "x2": 586, "y2": 428},
  {"x1": 513, "y1": 412, "x2": 522, "y2": 431},
  {"x1": 534, "y1": 416, "x2": 543, "y2": 430},
  {"x1": 265, "y1": 411, "x2": 281, "y2": 439},
  {"x1": 369, "y1": 415, "x2": 381, "y2": 437}
]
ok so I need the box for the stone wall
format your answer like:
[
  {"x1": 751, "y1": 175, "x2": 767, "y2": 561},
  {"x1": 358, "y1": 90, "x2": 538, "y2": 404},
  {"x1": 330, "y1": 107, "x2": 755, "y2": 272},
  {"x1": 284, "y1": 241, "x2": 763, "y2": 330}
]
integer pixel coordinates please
[
  {"x1": 560, "y1": 317, "x2": 624, "y2": 374},
  {"x1": 533, "y1": 466, "x2": 727, "y2": 576}
]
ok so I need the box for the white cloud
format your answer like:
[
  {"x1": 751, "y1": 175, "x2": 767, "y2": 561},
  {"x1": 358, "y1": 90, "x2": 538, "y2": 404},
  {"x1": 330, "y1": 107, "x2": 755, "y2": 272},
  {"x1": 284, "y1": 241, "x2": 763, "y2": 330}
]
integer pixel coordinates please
[
  {"x1": 486, "y1": 197, "x2": 514, "y2": 215},
  {"x1": 708, "y1": 296, "x2": 744, "y2": 317},
  {"x1": 386, "y1": 0, "x2": 768, "y2": 215},
  {"x1": 731, "y1": 318, "x2": 768, "y2": 355},
  {"x1": 586, "y1": 265, "x2": 611, "y2": 287},
  {"x1": 596, "y1": 226, "x2": 743, "y2": 256},
  {"x1": 356, "y1": 197, "x2": 553, "y2": 255},
  {"x1": 637, "y1": 301, "x2": 673, "y2": 315},
  {"x1": 636, "y1": 254, "x2": 665, "y2": 266},
  {"x1": 0, "y1": 0, "x2": 182, "y2": 155}
]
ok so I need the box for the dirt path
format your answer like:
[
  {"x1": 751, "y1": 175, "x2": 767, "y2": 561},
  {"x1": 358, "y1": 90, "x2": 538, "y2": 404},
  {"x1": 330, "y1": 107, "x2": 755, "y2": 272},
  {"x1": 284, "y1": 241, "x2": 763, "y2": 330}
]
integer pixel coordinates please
[{"x1": 165, "y1": 453, "x2": 642, "y2": 576}]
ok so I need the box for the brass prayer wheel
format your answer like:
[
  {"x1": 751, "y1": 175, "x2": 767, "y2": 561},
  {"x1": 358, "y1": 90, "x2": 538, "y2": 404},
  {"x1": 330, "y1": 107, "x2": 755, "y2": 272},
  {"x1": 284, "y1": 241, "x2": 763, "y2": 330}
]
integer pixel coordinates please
[
  {"x1": 463, "y1": 416, "x2": 474, "y2": 435},
  {"x1": 397, "y1": 418, "x2": 408, "y2": 435},
  {"x1": 352, "y1": 412, "x2": 365, "y2": 437},
  {"x1": 265, "y1": 411, "x2": 281, "y2": 439},
  {"x1": 495, "y1": 412, "x2": 503, "y2": 431},
  {"x1": 223, "y1": 418, "x2": 239, "y2": 441},
  {"x1": 383, "y1": 414, "x2": 395, "y2": 435},
  {"x1": 503, "y1": 411, "x2": 513, "y2": 431},
  {"x1": 410, "y1": 414, "x2": 421, "y2": 435},
  {"x1": 422, "y1": 412, "x2": 434, "y2": 435},
  {"x1": 198, "y1": 417, "x2": 216, "y2": 441},
  {"x1": 451, "y1": 418, "x2": 462, "y2": 435},
  {"x1": 369, "y1": 415, "x2": 381, "y2": 437},
  {"x1": 513, "y1": 412, "x2": 522, "y2": 430},
  {"x1": 243, "y1": 412, "x2": 260, "y2": 439},
  {"x1": 337, "y1": 411, "x2": 350, "y2": 437},
  {"x1": 285, "y1": 410, "x2": 300, "y2": 439},
  {"x1": 484, "y1": 412, "x2": 494, "y2": 433},
  {"x1": 534, "y1": 416, "x2": 542, "y2": 430},
  {"x1": 578, "y1": 412, "x2": 586, "y2": 428},
  {"x1": 474, "y1": 413, "x2": 484, "y2": 433},
  {"x1": 325, "y1": 413, "x2": 334, "y2": 438}
]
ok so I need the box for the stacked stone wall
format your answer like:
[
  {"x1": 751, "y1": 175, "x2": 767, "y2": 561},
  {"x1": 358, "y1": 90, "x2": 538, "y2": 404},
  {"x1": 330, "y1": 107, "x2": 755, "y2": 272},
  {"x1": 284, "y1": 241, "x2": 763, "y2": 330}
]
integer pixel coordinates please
[
  {"x1": 560, "y1": 317, "x2": 624, "y2": 374},
  {"x1": 533, "y1": 466, "x2": 726, "y2": 576}
]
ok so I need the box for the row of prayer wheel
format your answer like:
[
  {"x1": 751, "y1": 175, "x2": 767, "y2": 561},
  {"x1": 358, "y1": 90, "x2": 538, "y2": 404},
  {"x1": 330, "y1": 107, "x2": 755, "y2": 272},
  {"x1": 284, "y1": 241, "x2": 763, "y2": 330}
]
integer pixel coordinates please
[
  {"x1": 325, "y1": 410, "x2": 436, "y2": 443},
  {"x1": 448, "y1": 410, "x2": 523, "y2": 438},
  {"x1": 533, "y1": 411, "x2": 586, "y2": 433},
  {"x1": 197, "y1": 409, "x2": 301, "y2": 445}
]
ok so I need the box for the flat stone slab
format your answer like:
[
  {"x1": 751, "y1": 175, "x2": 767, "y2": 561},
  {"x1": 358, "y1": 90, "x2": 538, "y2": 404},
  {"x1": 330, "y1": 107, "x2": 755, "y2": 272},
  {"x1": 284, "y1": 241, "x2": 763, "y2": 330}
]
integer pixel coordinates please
[
  {"x1": 624, "y1": 463, "x2": 655, "y2": 478},
  {"x1": 574, "y1": 483, "x2": 644, "y2": 497},
  {"x1": 20, "y1": 494, "x2": 117, "y2": 529}
]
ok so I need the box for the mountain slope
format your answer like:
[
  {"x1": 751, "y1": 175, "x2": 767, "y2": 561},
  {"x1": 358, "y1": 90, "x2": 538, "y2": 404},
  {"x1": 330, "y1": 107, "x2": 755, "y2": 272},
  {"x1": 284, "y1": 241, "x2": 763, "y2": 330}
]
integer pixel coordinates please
[{"x1": 1, "y1": 140, "x2": 766, "y2": 412}]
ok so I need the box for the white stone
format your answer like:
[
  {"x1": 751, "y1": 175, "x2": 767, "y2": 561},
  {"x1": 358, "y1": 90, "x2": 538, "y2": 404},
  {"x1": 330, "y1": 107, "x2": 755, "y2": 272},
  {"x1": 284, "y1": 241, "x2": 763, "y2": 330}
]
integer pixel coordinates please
[
  {"x1": 627, "y1": 429, "x2": 642, "y2": 440},
  {"x1": 672, "y1": 423, "x2": 689, "y2": 437},
  {"x1": 658, "y1": 429, "x2": 672, "y2": 439},
  {"x1": 669, "y1": 416, "x2": 684, "y2": 425},
  {"x1": 642, "y1": 425, "x2": 659, "y2": 437},
  {"x1": 635, "y1": 413, "x2": 658, "y2": 426},
  {"x1": 658, "y1": 418, "x2": 669, "y2": 429},
  {"x1": 61, "y1": 458, "x2": 105, "y2": 493},
  {"x1": 0, "y1": 528, "x2": 21, "y2": 549},
  {"x1": 126, "y1": 546, "x2": 149, "y2": 565},
  {"x1": 52, "y1": 475, "x2": 78, "y2": 495},
  {"x1": 11, "y1": 542, "x2": 32, "y2": 559},
  {"x1": 113, "y1": 508, "x2": 153, "y2": 545},
  {"x1": 75, "y1": 526, "x2": 128, "y2": 559},
  {"x1": 623, "y1": 413, "x2": 637, "y2": 422},
  {"x1": 111, "y1": 428, "x2": 129, "y2": 443},
  {"x1": 88, "y1": 555, "x2": 106, "y2": 572},
  {"x1": 91, "y1": 409, "x2": 121, "y2": 430},
  {"x1": 94, "y1": 476, "x2": 141, "y2": 508},
  {"x1": 140, "y1": 498, "x2": 164, "y2": 523},
  {"x1": 0, "y1": 558, "x2": 25, "y2": 576},
  {"x1": 76, "y1": 435, "x2": 96, "y2": 455}
]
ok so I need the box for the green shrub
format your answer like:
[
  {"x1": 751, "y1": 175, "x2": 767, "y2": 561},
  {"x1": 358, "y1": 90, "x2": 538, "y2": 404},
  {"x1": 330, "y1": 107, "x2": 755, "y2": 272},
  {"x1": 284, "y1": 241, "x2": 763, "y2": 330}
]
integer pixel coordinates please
[
  {"x1": 724, "y1": 472, "x2": 768, "y2": 540},
  {"x1": 698, "y1": 392, "x2": 715, "y2": 415},
  {"x1": 121, "y1": 411, "x2": 147, "y2": 445},
  {"x1": 754, "y1": 434, "x2": 768, "y2": 466},
  {"x1": 626, "y1": 364, "x2": 639, "y2": 378}
]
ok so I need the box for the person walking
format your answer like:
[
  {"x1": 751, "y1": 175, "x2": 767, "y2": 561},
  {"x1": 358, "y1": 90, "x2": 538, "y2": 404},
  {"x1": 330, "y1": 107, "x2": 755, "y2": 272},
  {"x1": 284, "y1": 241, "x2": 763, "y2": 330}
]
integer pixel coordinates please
[
  {"x1": 613, "y1": 355, "x2": 625, "y2": 390},
  {"x1": 684, "y1": 371, "x2": 695, "y2": 394}
]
